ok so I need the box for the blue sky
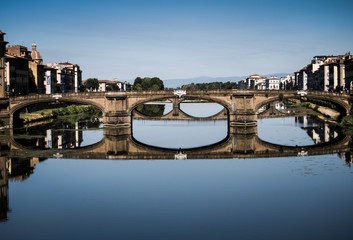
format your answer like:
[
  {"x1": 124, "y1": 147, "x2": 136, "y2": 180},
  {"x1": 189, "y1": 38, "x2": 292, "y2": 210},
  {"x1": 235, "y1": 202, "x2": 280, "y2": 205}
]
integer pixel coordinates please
[{"x1": 2, "y1": 0, "x2": 353, "y2": 81}]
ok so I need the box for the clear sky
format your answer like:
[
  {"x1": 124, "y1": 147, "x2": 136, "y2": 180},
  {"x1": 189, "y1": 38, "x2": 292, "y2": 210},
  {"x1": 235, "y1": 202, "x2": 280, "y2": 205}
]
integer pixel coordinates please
[{"x1": 2, "y1": 0, "x2": 353, "y2": 81}]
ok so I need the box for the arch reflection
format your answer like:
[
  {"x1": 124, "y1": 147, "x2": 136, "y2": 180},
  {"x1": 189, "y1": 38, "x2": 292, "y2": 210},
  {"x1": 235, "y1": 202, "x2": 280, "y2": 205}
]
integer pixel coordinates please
[
  {"x1": 12, "y1": 118, "x2": 103, "y2": 150},
  {"x1": 2, "y1": 123, "x2": 350, "y2": 160},
  {"x1": 132, "y1": 119, "x2": 228, "y2": 149}
]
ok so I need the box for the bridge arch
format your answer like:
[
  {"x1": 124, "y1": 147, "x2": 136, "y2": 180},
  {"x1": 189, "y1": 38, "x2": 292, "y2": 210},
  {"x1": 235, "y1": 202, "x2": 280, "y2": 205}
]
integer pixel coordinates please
[
  {"x1": 9, "y1": 95, "x2": 105, "y2": 127},
  {"x1": 10, "y1": 98, "x2": 105, "y2": 115},
  {"x1": 254, "y1": 92, "x2": 350, "y2": 116},
  {"x1": 129, "y1": 94, "x2": 232, "y2": 115}
]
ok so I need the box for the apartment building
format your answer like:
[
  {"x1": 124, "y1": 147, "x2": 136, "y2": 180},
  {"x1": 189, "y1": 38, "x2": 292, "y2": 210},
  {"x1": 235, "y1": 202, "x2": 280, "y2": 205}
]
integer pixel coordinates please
[
  {"x1": 45, "y1": 62, "x2": 82, "y2": 93},
  {"x1": 295, "y1": 53, "x2": 352, "y2": 91}
]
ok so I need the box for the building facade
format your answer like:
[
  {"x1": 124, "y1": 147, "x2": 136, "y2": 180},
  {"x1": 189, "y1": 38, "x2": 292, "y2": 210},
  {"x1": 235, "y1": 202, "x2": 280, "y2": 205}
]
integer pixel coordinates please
[
  {"x1": 239, "y1": 74, "x2": 282, "y2": 90},
  {"x1": 0, "y1": 31, "x2": 8, "y2": 98},
  {"x1": 28, "y1": 43, "x2": 44, "y2": 94},
  {"x1": 280, "y1": 75, "x2": 295, "y2": 89},
  {"x1": 239, "y1": 74, "x2": 267, "y2": 90},
  {"x1": 5, "y1": 51, "x2": 30, "y2": 96},
  {"x1": 295, "y1": 53, "x2": 352, "y2": 91},
  {"x1": 43, "y1": 66, "x2": 57, "y2": 94},
  {"x1": 266, "y1": 77, "x2": 280, "y2": 90},
  {"x1": 116, "y1": 80, "x2": 132, "y2": 91},
  {"x1": 5, "y1": 44, "x2": 46, "y2": 96},
  {"x1": 344, "y1": 53, "x2": 353, "y2": 91},
  {"x1": 45, "y1": 62, "x2": 82, "y2": 93}
]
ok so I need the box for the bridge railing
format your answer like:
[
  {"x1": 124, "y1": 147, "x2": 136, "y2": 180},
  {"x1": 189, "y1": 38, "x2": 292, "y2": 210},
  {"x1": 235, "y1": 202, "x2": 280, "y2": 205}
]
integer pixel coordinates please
[
  {"x1": 10, "y1": 92, "x2": 107, "y2": 102},
  {"x1": 9, "y1": 89, "x2": 351, "y2": 102},
  {"x1": 306, "y1": 90, "x2": 350, "y2": 98}
]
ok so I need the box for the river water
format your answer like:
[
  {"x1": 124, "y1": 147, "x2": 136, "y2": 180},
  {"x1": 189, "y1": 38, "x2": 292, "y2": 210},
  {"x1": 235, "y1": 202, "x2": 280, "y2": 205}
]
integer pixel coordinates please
[{"x1": 1, "y1": 103, "x2": 353, "y2": 240}]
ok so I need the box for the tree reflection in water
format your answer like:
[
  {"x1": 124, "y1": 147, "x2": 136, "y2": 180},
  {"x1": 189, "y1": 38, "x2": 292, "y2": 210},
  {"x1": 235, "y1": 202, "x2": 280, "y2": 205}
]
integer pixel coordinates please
[{"x1": 135, "y1": 104, "x2": 165, "y2": 117}]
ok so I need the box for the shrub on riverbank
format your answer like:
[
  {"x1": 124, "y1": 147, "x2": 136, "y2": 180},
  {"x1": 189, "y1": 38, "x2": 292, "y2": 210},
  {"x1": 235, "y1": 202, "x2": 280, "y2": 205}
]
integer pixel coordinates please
[
  {"x1": 341, "y1": 115, "x2": 353, "y2": 126},
  {"x1": 307, "y1": 98, "x2": 336, "y2": 110},
  {"x1": 52, "y1": 105, "x2": 101, "y2": 117},
  {"x1": 21, "y1": 105, "x2": 102, "y2": 123}
]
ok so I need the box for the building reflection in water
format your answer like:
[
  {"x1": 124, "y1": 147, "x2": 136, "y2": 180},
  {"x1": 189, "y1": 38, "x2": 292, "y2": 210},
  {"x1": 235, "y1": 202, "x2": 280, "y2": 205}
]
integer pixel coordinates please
[
  {"x1": 295, "y1": 116, "x2": 340, "y2": 144},
  {"x1": 44, "y1": 122, "x2": 83, "y2": 149},
  {"x1": 0, "y1": 119, "x2": 98, "y2": 222},
  {"x1": 15, "y1": 120, "x2": 92, "y2": 150},
  {"x1": 341, "y1": 152, "x2": 353, "y2": 167},
  {"x1": 0, "y1": 156, "x2": 46, "y2": 222},
  {"x1": 0, "y1": 157, "x2": 8, "y2": 222}
]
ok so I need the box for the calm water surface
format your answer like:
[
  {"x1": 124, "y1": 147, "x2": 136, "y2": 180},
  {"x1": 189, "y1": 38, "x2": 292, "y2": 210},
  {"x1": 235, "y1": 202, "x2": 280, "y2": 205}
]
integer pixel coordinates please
[{"x1": 1, "y1": 104, "x2": 353, "y2": 240}]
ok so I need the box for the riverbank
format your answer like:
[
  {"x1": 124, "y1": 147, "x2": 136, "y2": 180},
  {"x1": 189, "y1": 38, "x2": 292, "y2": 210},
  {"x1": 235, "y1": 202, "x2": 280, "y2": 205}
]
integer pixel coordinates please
[
  {"x1": 285, "y1": 99, "x2": 341, "y2": 124},
  {"x1": 20, "y1": 105, "x2": 102, "y2": 125}
]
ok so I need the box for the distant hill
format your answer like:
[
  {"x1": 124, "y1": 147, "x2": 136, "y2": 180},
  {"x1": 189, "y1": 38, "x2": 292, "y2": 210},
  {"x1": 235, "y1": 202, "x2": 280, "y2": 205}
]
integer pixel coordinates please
[{"x1": 163, "y1": 73, "x2": 292, "y2": 88}]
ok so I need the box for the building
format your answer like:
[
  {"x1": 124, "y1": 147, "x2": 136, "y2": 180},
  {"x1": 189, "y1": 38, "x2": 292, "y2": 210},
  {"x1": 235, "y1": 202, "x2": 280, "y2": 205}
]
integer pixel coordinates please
[
  {"x1": 266, "y1": 77, "x2": 280, "y2": 90},
  {"x1": 296, "y1": 67, "x2": 308, "y2": 90},
  {"x1": 43, "y1": 66, "x2": 57, "y2": 94},
  {"x1": 5, "y1": 42, "x2": 50, "y2": 95},
  {"x1": 116, "y1": 80, "x2": 132, "y2": 91},
  {"x1": 344, "y1": 52, "x2": 353, "y2": 91},
  {"x1": 45, "y1": 62, "x2": 82, "y2": 93},
  {"x1": 248, "y1": 74, "x2": 267, "y2": 89},
  {"x1": 316, "y1": 64, "x2": 329, "y2": 91},
  {"x1": 255, "y1": 81, "x2": 267, "y2": 90},
  {"x1": 238, "y1": 74, "x2": 267, "y2": 90},
  {"x1": 239, "y1": 74, "x2": 282, "y2": 90},
  {"x1": 83, "y1": 79, "x2": 132, "y2": 92},
  {"x1": 0, "y1": 30, "x2": 83, "y2": 96},
  {"x1": 238, "y1": 79, "x2": 247, "y2": 90},
  {"x1": 28, "y1": 43, "x2": 44, "y2": 94},
  {"x1": 280, "y1": 75, "x2": 295, "y2": 89},
  {"x1": 98, "y1": 80, "x2": 109, "y2": 92},
  {"x1": 4, "y1": 45, "x2": 31, "y2": 96},
  {"x1": 295, "y1": 53, "x2": 352, "y2": 91},
  {"x1": 0, "y1": 31, "x2": 8, "y2": 98},
  {"x1": 306, "y1": 56, "x2": 325, "y2": 90},
  {"x1": 6, "y1": 45, "x2": 31, "y2": 59}
]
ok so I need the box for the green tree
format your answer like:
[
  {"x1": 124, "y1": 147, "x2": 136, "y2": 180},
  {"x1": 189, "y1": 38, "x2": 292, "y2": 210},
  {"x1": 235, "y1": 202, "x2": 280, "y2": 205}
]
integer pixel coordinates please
[
  {"x1": 134, "y1": 77, "x2": 143, "y2": 86},
  {"x1": 141, "y1": 78, "x2": 151, "y2": 89},
  {"x1": 181, "y1": 81, "x2": 237, "y2": 90},
  {"x1": 134, "y1": 83, "x2": 143, "y2": 91},
  {"x1": 133, "y1": 77, "x2": 164, "y2": 91},
  {"x1": 85, "y1": 78, "x2": 99, "y2": 91},
  {"x1": 106, "y1": 84, "x2": 120, "y2": 91},
  {"x1": 279, "y1": 93, "x2": 284, "y2": 101},
  {"x1": 150, "y1": 77, "x2": 164, "y2": 90}
]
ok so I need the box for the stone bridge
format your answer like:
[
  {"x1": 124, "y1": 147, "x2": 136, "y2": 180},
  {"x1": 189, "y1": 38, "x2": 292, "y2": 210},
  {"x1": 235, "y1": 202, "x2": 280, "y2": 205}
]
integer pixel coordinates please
[
  {"x1": 2, "y1": 126, "x2": 351, "y2": 160},
  {"x1": 2, "y1": 90, "x2": 351, "y2": 127}
]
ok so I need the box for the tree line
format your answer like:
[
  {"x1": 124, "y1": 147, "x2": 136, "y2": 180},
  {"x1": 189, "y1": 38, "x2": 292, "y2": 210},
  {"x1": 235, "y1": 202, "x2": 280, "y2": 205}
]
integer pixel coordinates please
[
  {"x1": 132, "y1": 77, "x2": 164, "y2": 91},
  {"x1": 181, "y1": 81, "x2": 238, "y2": 90},
  {"x1": 84, "y1": 78, "x2": 120, "y2": 91}
]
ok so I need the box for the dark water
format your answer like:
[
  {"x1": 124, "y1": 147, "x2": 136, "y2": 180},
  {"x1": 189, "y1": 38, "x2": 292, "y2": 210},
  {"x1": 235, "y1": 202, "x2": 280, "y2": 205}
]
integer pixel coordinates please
[{"x1": 1, "y1": 104, "x2": 353, "y2": 240}]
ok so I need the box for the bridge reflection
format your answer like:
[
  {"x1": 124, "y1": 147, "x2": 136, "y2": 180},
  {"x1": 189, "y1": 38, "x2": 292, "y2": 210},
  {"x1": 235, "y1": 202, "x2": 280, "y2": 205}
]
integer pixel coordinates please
[
  {"x1": 1, "y1": 122, "x2": 351, "y2": 160},
  {"x1": 1, "y1": 119, "x2": 353, "y2": 222}
]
